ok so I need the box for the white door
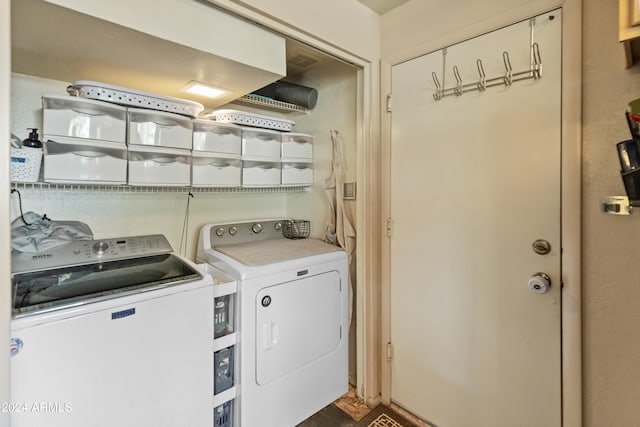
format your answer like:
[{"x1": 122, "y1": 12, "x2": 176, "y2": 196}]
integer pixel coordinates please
[{"x1": 389, "y1": 11, "x2": 561, "y2": 427}]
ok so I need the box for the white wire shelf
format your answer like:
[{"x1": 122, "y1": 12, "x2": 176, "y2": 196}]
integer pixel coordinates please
[
  {"x1": 230, "y1": 94, "x2": 308, "y2": 114},
  {"x1": 11, "y1": 182, "x2": 311, "y2": 194}
]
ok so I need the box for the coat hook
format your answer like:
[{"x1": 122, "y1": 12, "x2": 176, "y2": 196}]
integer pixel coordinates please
[
  {"x1": 476, "y1": 59, "x2": 486, "y2": 91},
  {"x1": 452, "y1": 65, "x2": 463, "y2": 96},
  {"x1": 432, "y1": 72, "x2": 442, "y2": 100},
  {"x1": 502, "y1": 51, "x2": 513, "y2": 86},
  {"x1": 532, "y1": 43, "x2": 542, "y2": 78}
]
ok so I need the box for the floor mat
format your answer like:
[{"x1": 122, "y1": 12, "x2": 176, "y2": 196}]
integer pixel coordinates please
[{"x1": 367, "y1": 413, "x2": 404, "y2": 427}]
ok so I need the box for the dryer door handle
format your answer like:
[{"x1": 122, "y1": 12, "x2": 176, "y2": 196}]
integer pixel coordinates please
[{"x1": 262, "y1": 322, "x2": 279, "y2": 351}]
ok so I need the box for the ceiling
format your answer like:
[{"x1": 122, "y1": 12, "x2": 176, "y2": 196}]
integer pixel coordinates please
[{"x1": 357, "y1": 0, "x2": 410, "y2": 14}]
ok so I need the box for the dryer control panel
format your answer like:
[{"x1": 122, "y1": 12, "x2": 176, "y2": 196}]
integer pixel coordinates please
[{"x1": 209, "y1": 220, "x2": 287, "y2": 247}]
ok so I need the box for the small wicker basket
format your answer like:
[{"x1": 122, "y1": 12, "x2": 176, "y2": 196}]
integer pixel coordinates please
[{"x1": 283, "y1": 219, "x2": 310, "y2": 239}]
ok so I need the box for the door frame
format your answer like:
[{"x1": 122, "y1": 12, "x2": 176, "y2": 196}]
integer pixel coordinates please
[
  {"x1": 200, "y1": 0, "x2": 383, "y2": 407},
  {"x1": 379, "y1": 2, "x2": 582, "y2": 427}
]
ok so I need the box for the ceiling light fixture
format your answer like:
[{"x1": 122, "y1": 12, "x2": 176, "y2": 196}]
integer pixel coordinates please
[{"x1": 181, "y1": 81, "x2": 228, "y2": 98}]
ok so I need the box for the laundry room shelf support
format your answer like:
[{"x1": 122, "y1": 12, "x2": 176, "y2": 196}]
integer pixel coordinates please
[
  {"x1": 10, "y1": 182, "x2": 311, "y2": 194},
  {"x1": 432, "y1": 43, "x2": 542, "y2": 101}
]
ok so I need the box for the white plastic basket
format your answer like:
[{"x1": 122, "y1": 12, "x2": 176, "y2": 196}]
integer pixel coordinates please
[
  {"x1": 205, "y1": 109, "x2": 295, "y2": 131},
  {"x1": 10, "y1": 147, "x2": 43, "y2": 182}
]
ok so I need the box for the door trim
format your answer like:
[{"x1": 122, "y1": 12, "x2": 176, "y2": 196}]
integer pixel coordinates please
[
  {"x1": 379, "y1": 2, "x2": 582, "y2": 427},
  {"x1": 198, "y1": 0, "x2": 383, "y2": 407}
]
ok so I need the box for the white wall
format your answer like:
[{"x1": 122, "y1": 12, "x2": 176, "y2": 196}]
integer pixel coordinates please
[
  {"x1": 382, "y1": 0, "x2": 563, "y2": 63},
  {"x1": 0, "y1": 0, "x2": 11, "y2": 426},
  {"x1": 286, "y1": 61, "x2": 358, "y2": 224},
  {"x1": 582, "y1": 1, "x2": 640, "y2": 426},
  {"x1": 210, "y1": 0, "x2": 380, "y2": 62}
]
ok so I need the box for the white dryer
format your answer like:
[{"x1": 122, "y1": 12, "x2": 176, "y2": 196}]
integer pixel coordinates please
[{"x1": 197, "y1": 219, "x2": 349, "y2": 427}]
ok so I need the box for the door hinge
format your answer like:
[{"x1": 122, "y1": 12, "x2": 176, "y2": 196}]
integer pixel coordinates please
[
  {"x1": 386, "y1": 217, "x2": 392, "y2": 237},
  {"x1": 386, "y1": 342, "x2": 392, "y2": 362},
  {"x1": 386, "y1": 94, "x2": 392, "y2": 113}
]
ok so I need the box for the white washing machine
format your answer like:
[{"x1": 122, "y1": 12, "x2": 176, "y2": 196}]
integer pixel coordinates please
[
  {"x1": 10, "y1": 234, "x2": 214, "y2": 427},
  {"x1": 197, "y1": 219, "x2": 349, "y2": 427}
]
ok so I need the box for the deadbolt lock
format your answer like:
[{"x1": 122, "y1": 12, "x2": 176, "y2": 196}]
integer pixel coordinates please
[{"x1": 532, "y1": 239, "x2": 551, "y2": 255}]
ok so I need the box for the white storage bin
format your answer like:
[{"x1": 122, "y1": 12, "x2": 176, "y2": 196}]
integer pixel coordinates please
[
  {"x1": 127, "y1": 145, "x2": 191, "y2": 186},
  {"x1": 43, "y1": 136, "x2": 127, "y2": 184},
  {"x1": 280, "y1": 133, "x2": 313, "y2": 160},
  {"x1": 241, "y1": 160, "x2": 281, "y2": 187},
  {"x1": 241, "y1": 127, "x2": 281, "y2": 159},
  {"x1": 192, "y1": 152, "x2": 241, "y2": 187},
  {"x1": 42, "y1": 95, "x2": 127, "y2": 143},
  {"x1": 192, "y1": 120, "x2": 242, "y2": 155},
  {"x1": 128, "y1": 107, "x2": 193, "y2": 150},
  {"x1": 281, "y1": 162, "x2": 314, "y2": 185},
  {"x1": 10, "y1": 147, "x2": 43, "y2": 183}
]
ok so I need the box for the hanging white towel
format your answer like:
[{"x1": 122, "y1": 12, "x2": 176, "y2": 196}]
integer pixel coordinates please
[{"x1": 324, "y1": 130, "x2": 357, "y2": 325}]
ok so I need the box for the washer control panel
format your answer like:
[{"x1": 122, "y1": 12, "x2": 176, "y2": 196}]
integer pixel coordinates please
[
  {"x1": 11, "y1": 234, "x2": 173, "y2": 274},
  {"x1": 208, "y1": 220, "x2": 287, "y2": 247}
]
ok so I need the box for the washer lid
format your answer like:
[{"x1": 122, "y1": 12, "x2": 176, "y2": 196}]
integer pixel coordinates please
[{"x1": 12, "y1": 253, "x2": 201, "y2": 317}]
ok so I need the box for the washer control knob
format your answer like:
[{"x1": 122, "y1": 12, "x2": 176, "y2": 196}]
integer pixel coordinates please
[
  {"x1": 229, "y1": 226, "x2": 238, "y2": 236},
  {"x1": 215, "y1": 227, "x2": 225, "y2": 237},
  {"x1": 274, "y1": 222, "x2": 283, "y2": 231},
  {"x1": 92, "y1": 241, "x2": 109, "y2": 256},
  {"x1": 251, "y1": 223, "x2": 263, "y2": 234}
]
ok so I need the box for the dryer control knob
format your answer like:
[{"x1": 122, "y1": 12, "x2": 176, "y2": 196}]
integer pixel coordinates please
[
  {"x1": 215, "y1": 227, "x2": 225, "y2": 237},
  {"x1": 229, "y1": 226, "x2": 237, "y2": 236},
  {"x1": 251, "y1": 223, "x2": 263, "y2": 234}
]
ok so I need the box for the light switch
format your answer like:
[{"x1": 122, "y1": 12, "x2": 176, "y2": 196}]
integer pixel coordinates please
[{"x1": 343, "y1": 182, "x2": 356, "y2": 200}]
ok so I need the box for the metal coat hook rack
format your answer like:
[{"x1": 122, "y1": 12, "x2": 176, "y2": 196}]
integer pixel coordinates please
[{"x1": 432, "y1": 43, "x2": 542, "y2": 101}]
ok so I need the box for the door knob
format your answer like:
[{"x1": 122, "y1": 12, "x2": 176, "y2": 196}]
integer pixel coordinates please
[{"x1": 528, "y1": 272, "x2": 551, "y2": 294}]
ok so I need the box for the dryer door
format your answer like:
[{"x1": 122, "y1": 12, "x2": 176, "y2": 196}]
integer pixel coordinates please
[{"x1": 256, "y1": 270, "x2": 341, "y2": 385}]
